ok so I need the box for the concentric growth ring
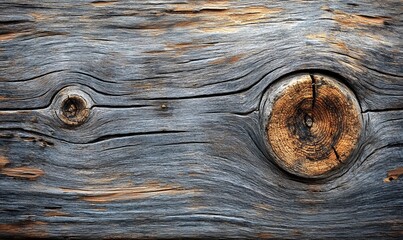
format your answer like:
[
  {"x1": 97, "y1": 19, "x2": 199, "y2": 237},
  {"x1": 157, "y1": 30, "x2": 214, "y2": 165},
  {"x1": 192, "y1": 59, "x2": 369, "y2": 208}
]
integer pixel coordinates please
[{"x1": 262, "y1": 73, "x2": 362, "y2": 178}]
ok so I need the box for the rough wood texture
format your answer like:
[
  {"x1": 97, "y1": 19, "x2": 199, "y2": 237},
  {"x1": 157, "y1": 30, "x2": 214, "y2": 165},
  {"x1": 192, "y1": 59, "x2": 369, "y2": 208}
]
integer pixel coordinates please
[
  {"x1": 263, "y1": 73, "x2": 362, "y2": 178},
  {"x1": 0, "y1": 0, "x2": 402, "y2": 239}
]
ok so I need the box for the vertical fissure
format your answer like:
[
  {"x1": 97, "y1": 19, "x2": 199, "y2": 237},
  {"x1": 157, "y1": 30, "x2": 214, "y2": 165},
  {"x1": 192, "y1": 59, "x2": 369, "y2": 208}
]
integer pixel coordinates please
[
  {"x1": 332, "y1": 146, "x2": 342, "y2": 163},
  {"x1": 309, "y1": 74, "x2": 317, "y2": 110}
]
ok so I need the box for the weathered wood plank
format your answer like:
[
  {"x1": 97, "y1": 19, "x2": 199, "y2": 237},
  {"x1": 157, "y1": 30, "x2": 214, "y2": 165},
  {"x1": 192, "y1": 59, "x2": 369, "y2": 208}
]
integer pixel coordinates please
[{"x1": 0, "y1": 0, "x2": 402, "y2": 239}]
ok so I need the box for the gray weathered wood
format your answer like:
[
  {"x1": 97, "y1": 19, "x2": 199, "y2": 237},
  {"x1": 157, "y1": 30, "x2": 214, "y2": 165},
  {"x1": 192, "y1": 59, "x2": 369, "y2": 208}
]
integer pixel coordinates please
[{"x1": 0, "y1": 0, "x2": 402, "y2": 239}]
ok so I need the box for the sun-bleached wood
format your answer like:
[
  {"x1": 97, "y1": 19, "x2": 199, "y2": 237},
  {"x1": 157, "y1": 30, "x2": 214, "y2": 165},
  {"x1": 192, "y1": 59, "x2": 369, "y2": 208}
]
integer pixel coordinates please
[{"x1": 0, "y1": 0, "x2": 402, "y2": 239}]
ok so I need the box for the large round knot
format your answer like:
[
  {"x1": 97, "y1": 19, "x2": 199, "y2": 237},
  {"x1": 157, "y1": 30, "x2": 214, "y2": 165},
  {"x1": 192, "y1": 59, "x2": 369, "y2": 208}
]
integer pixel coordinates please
[{"x1": 262, "y1": 73, "x2": 362, "y2": 178}]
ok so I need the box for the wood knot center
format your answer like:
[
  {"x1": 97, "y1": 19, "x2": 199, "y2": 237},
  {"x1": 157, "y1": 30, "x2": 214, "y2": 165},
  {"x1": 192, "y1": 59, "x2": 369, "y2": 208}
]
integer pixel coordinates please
[
  {"x1": 54, "y1": 88, "x2": 92, "y2": 127},
  {"x1": 304, "y1": 114, "x2": 313, "y2": 128},
  {"x1": 263, "y1": 73, "x2": 362, "y2": 178},
  {"x1": 62, "y1": 97, "x2": 83, "y2": 119}
]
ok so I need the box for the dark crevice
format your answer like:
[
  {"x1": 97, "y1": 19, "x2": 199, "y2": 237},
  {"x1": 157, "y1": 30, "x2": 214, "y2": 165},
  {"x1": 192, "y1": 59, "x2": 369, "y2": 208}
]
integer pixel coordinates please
[
  {"x1": 356, "y1": 14, "x2": 392, "y2": 20},
  {"x1": 3, "y1": 69, "x2": 65, "y2": 83},
  {"x1": 133, "y1": 82, "x2": 258, "y2": 101},
  {"x1": 71, "y1": 83, "x2": 132, "y2": 97},
  {"x1": 362, "y1": 108, "x2": 403, "y2": 113},
  {"x1": 87, "y1": 130, "x2": 188, "y2": 144},
  {"x1": 0, "y1": 127, "x2": 188, "y2": 145},
  {"x1": 388, "y1": 177, "x2": 395, "y2": 182},
  {"x1": 202, "y1": 109, "x2": 258, "y2": 116},
  {"x1": 325, "y1": 50, "x2": 362, "y2": 62},
  {"x1": 0, "y1": 88, "x2": 55, "y2": 111},
  {"x1": 309, "y1": 74, "x2": 317, "y2": 110},
  {"x1": 44, "y1": 206, "x2": 62, "y2": 210},
  {"x1": 156, "y1": 141, "x2": 209, "y2": 147},
  {"x1": 0, "y1": 20, "x2": 33, "y2": 25},
  {"x1": 164, "y1": 8, "x2": 228, "y2": 15},
  {"x1": 355, "y1": 143, "x2": 403, "y2": 172},
  {"x1": 91, "y1": 104, "x2": 152, "y2": 109},
  {"x1": 0, "y1": 83, "x2": 128, "y2": 111},
  {"x1": 70, "y1": 70, "x2": 118, "y2": 84},
  {"x1": 19, "y1": 136, "x2": 54, "y2": 146},
  {"x1": 332, "y1": 146, "x2": 341, "y2": 163},
  {"x1": 101, "y1": 143, "x2": 141, "y2": 152},
  {"x1": 0, "y1": 127, "x2": 70, "y2": 144}
]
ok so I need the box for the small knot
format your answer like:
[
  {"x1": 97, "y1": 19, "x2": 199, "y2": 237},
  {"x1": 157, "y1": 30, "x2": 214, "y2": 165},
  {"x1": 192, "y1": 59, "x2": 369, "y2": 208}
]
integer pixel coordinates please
[
  {"x1": 60, "y1": 96, "x2": 89, "y2": 126},
  {"x1": 54, "y1": 87, "x2": 92, "y2": 127},
  {"x1": 161, "y1": 103, "x2": 168, "y2": 110}
]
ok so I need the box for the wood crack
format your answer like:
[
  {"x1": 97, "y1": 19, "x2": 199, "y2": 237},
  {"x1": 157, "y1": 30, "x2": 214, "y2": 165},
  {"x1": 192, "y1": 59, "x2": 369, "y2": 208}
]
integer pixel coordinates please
[
  {"x1": 87, "y1": 130, "x2": 188, "y2": 144},
  {"x1": 0, "y1": 128, "x2": 187, "y2": 145},
  {"x1": 309, "y1": 74, "x2": 317, "y2": 109},
  {"x1": 332, "y1": 146, "x2": 342, "y2": 163},
  {"x1": 362, "y1": 108, "x2": 403, "y2": 113}
]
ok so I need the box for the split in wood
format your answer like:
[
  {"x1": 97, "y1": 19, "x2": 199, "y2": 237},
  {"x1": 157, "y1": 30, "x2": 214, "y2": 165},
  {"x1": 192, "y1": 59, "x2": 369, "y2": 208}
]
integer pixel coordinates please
[{"x1": 261, "y1": 73, "x2": 363, "y2": 178}]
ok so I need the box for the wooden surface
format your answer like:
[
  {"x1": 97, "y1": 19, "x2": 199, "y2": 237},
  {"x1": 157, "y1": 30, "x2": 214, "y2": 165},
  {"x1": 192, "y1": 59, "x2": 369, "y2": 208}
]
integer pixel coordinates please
[{"x1": 0, "y1": 0, "x2": 402, "y2": 239}]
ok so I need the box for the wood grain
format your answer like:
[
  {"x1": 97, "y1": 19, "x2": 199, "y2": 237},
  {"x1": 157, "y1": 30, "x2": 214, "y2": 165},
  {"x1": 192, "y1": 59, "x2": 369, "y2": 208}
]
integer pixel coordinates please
[{"x1": 0, "y1": 0, "x2": 402, "y2": 239}]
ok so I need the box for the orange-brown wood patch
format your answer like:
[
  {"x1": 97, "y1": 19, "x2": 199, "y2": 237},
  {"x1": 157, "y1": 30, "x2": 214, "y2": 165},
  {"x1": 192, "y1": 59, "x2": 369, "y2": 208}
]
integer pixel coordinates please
[
  {"x1": 266, "y1": 74, "x2": 362, "y2": 177},
  {"x1": 0, "y1": 221, "x2": 48, "y2": 238},
  {"x1": 1, "y1": 167, "x2": 45, "y2": 180},
  {"x1": 384, "y1": 167, "x2": 403, "y2": 182},
  {"x1": 60, "y1": 182, "x2": 201, "y2": 203}
]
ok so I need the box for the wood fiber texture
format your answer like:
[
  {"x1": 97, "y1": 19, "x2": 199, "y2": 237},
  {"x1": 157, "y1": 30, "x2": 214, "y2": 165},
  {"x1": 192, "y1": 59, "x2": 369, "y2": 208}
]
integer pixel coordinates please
[{"x1": 0, "y1": 0, "x2": 402, "y2": 239}]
